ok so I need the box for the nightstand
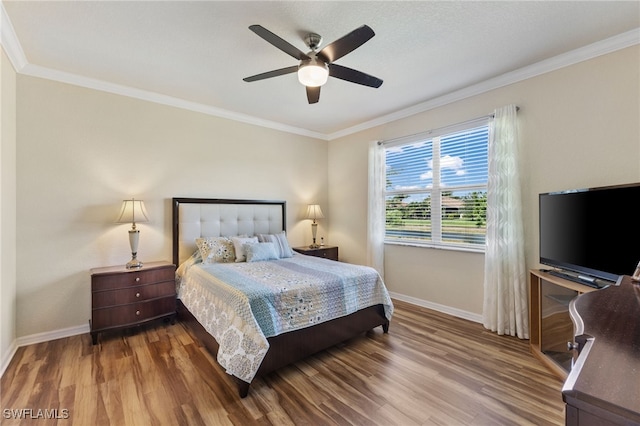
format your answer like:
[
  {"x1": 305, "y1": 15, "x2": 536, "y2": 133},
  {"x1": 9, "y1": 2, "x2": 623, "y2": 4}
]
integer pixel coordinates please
[
  {"x1": 90, "y1": 261, "x2": 176, "y2": 345},
  {"x1": 293, "y1": 245, "x2": 339, "y2": 261}
]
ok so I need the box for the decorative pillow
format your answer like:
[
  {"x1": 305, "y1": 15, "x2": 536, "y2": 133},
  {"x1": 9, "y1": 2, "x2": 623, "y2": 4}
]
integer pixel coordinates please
[
  {"x1": 244, "y1": 242, "x2": 279, "y2": 263},
  {"x1": 231, "y1": 236, "x2": 259, "y2": 262},
  {"x1": 257, "y1": 231, "x2": 294, "y2": 258},
  {"x1": 195, "y1": 236, "x2": 235, "y2": 264}
]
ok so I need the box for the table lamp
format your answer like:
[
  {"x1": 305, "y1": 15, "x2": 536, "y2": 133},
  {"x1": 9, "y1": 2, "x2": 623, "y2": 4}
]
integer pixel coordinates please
[
  {"x1": 116, "y1": 198, "x2": 149, "y2": 269},
  {"x1": 305, "y1": 204, "x2": 324, "y2": 248}
]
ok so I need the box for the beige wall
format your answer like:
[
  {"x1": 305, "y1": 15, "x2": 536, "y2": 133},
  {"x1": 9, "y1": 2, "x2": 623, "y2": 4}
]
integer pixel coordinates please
[
  {"x1": 328, "y1": 45, "x2": 640, "y2": 317},
  {"x1": 15, "y1": 75, "x2": 328, "y2": 337},
  {"x1": 1, "y1": 47, "x2": 17, "y2": 370}
]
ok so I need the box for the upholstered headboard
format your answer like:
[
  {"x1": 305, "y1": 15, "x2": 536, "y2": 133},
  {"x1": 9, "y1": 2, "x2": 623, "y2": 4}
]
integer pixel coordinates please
[{"x1": 172, "y1": 198, "x2": 287, "y2": 266}]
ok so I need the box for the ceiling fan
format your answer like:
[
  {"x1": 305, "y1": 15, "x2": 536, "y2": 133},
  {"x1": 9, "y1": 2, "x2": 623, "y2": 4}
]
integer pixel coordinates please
[{"x1": 243, "y1": 24, "x2": 383, "y2": 104}]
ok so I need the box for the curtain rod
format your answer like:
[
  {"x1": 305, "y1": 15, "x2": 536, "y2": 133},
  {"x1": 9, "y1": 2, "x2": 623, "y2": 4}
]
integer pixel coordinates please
[
  {"x1": 490, "y1": 105, "x2": 520, "y2": 118},
  {"x1": 378, "y1": 106, "x2": 520, "y2": 146}
]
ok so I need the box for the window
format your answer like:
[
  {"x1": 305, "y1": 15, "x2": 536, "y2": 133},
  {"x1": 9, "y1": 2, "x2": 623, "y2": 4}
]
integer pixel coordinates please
[{"x1": 384, "y1": 122, "x2": 489, "y2": 250}]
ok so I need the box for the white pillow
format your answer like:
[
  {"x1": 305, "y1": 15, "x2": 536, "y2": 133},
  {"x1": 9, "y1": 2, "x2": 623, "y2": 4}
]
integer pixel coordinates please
[
  {"x1": 231, "y1": 236, "x2": 259, "y2": 262},
  {"x1": 257, "y1": 231, "x2": 294, "y2": 258},
  {"x1": 244, "y1": 242, "x2": 279, "y2": 262}
]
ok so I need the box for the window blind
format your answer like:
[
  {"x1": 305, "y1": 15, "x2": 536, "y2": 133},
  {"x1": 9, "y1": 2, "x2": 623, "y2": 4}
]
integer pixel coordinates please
[{"x1": 384, "y1": 124, "x2": 489, "y2": 250}]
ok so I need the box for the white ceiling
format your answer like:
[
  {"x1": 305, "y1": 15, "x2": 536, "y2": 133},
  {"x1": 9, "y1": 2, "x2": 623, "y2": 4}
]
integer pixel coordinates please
[{"x1": 2, "y1": 1, "x2": 639, "y2": 139}]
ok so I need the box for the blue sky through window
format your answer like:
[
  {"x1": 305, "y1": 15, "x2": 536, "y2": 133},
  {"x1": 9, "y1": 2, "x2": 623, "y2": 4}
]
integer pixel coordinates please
[
  {"x1": 385, "y1": 126, "x2": 489, "y2": 199},
  {"x1": 386, "y1": 141, "x2": 433, "y2": 191}
]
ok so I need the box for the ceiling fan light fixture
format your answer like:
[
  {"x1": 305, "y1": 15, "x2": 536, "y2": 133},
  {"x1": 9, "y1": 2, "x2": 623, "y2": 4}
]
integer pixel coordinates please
[
  {"x1": 298, "y1": 58, "x2": 329, "y2": 87},
  {"x1": 244, "y1": 24, "x2": 382, "y2": 103}
]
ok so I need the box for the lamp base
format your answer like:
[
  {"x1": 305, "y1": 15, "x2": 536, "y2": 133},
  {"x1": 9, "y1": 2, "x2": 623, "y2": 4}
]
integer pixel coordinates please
[
  {"x1": 126, "y1": 230, "x2": 143, "y2": 269},
  {"x1": 126, "y1": 255, "x2": 143, "y2": 269},
  {"x1": 310, "y1": 222, "x2": 320, "y2": 250}
]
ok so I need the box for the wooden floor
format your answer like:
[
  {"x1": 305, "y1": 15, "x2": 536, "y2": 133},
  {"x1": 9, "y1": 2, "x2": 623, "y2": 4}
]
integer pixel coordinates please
[{"x1": 1, "y1": 300, "x2": 565, "y2": 425}]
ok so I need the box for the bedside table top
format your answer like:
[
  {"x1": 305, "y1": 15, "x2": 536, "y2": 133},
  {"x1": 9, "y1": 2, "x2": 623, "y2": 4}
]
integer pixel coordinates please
[
  {"x1": 293, "y1": 245, "x2": 337, "y2": 252},
  {"x1": 90, "y1": 261, "x2": 174, "y2": 276}
]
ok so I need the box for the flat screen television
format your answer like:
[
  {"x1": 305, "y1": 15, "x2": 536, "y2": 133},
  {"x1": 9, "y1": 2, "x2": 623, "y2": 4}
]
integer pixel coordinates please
[{"x1": 539, "y1": 182, "x2": 640, "y2": 285}]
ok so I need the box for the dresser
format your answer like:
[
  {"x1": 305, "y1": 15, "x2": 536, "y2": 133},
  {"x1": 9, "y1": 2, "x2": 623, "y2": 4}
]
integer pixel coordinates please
[
  {"x1": 562, "y1": 275, "x2": 640, "y2": 425},
  {"x1": 293, "y1": 245, "x2": 339, "y2": 261},
  {"x1": 90, "y1": 261, "x2": 176, "y2": 344}
]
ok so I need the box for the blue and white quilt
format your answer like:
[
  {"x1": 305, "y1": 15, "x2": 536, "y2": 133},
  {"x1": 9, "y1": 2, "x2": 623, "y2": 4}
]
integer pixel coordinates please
[{"x1": 177, "y1": 254, "x2": 393, "y2": 383}]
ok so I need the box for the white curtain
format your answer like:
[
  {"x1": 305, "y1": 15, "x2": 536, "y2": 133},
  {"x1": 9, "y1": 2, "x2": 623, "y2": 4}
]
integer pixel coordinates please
[
  {"x1": 482, "y1": 105, "x2": 529, "y2": 339},
  {"x1": 367, "y1": 140, "x2": 385, "y2": 278}
]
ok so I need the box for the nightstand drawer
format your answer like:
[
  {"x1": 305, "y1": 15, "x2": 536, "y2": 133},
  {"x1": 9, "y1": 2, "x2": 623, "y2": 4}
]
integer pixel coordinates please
[
  {"x1": 92, "y1": 266, "x2": 174, "y2": 291},
  {"x1": 316, "y1": 247, "x2": 338, "y2": 260},
  {"x1": 92, "y1": 281, "x2": 176, "y2": 309},
  {"x1": 91, "y1": 296, "x2": 176, "y2": 330},
  {"x1": 293, "y1": 246, "x2": 339, "y2": 261}
]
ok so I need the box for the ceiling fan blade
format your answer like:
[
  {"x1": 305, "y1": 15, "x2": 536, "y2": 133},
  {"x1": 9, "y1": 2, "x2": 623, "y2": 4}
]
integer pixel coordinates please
[
  {"x1": 249, "y1": 25, "x2": 310, "y2": 61},
  {"x1": 306, "y1": 86, "x2": 320, "y2": 104},
  {"x1": 243, "y1": 65, "x2": 298, "y2": 82},
  {"x1": 317, "y1": 25, "x2": 375, "y2": 64},
  {"x1": 328, "y1": 63, "x2": 383, "y2": 88}
]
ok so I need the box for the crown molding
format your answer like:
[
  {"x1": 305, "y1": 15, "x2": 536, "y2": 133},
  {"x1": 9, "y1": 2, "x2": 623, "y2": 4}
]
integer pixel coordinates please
[
  {"x1": 0, "y1": 0, "x2": 326, "y2": 140},
  {"x1": 0, "y1": 2, "x2": 27, "y2": 71},
  {"x1": 19, "y1": 63, "x2": 328, "y2": 140},
  {"x1": 1, "y1": 2, "x2": 637, "y2": 141},
  {"x1": 327, "y1": 27, "x2": 640, "y2": 140}
]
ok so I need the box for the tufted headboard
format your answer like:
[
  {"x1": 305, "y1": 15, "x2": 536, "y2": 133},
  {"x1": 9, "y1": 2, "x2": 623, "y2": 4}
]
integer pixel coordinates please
[{"x1": 172, "y1": 198, "x2": 287, "y2": 267}]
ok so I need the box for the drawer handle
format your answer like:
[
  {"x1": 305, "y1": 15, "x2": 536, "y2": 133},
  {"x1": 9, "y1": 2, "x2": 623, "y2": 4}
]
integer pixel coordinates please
[
  {"x1": 135, "y1": 310, "x2": 140, "y2": 316},
  {"x1": 135, "y1": 277, "x2": 141, "y2": 282},
  {"x1": 135, "y1": 292, "x2": 140, "y2": 298}
]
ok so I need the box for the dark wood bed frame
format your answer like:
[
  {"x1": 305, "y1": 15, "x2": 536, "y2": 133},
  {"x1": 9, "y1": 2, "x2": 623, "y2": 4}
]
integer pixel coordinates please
[{"x1": 172, "y1": 197, "x2": 390, "y2": 398}]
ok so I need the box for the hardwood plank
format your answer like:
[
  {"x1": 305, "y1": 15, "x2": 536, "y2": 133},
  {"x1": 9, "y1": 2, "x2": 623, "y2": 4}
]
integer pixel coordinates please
[{"x1": 0, "y1": 300, "x2": 565, "y2": 425}]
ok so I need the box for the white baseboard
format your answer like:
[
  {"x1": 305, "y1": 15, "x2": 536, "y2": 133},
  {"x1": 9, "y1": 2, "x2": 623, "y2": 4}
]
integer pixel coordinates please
[
  {"x1": 16, "y1": 323, "x2": 90, "y2": 347},
  {"x1": 0, "y1": 340, "x2": 18, "y2": 378},
  {"x1": 389, "y1": 291, "x2": 483, "y2": 324},
  {"x1": 0, "y1": 323, "x2": 89, "y2": 378}
]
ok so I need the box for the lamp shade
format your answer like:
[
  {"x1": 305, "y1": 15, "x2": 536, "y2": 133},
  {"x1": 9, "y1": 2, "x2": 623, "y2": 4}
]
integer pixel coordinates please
[
  {"x1": 116, "y1": 199, "x2": 149, "y2": 225},
  {"x1": 305, "y1": 204, "x2": 324, "y2": 221},
  {"x1": 298, "y1": 59, "x2": 329, "y2": 87}
]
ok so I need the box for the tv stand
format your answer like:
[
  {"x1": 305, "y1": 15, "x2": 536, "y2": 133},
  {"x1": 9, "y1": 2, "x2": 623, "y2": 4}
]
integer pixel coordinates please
[
  {"x1": 544, "y1": 269, "x2": 609, "y2": 289},
  {"x1": 529, "y1": 269, "x2": 599, "y2": 379}
]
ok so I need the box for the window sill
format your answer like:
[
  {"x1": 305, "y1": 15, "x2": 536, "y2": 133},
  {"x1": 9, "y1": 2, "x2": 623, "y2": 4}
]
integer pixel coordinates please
[{"x1": 384, "y1": 240, "x2": 485, "y2": 254}]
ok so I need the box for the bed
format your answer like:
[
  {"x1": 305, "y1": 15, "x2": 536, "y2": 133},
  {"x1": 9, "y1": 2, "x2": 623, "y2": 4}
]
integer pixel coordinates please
[{"x1": 172, "y1": 197, "x2": 393, "y2": 398}]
